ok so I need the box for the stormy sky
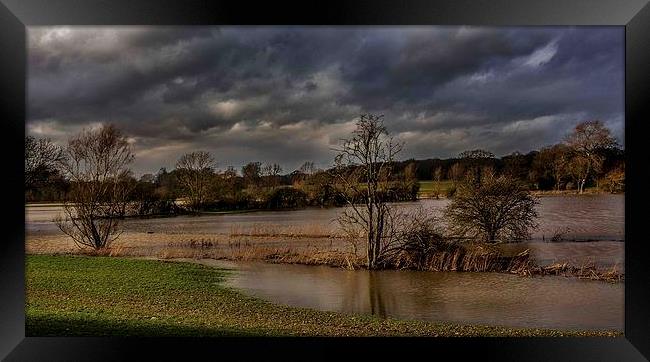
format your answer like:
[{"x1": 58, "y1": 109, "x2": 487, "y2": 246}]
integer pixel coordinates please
[{"x1": 27, "y1": 26, "x2": 624, "y2": 176}]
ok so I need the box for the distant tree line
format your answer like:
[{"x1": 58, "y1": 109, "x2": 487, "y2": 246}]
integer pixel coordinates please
[
  {"x1": 393, "y1": 121, "x2": 623, "y2": 194},
  {"x1": 25, "y1": 132, "x2": 418, "y2": 215},
  {"x1": 25, "y1": 120, "x2": 623, "y2": 211},
  {"x1": 25, "y1": 117, "x2": 622, "y2": 260}
]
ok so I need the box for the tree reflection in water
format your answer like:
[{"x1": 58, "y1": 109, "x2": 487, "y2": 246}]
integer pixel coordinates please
[
  {"x1": 368, "y1": 271, "x2": 387, "y2": 318},
  {"x1": 341, "y1": 270, "x2": 395, "y2": 318}
]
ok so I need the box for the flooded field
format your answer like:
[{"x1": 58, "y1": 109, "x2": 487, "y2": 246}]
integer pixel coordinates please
[
  {"x1": 187, "y1": 258, "x2": 624, "y2": 330},
  {"x1": 26, "y1": 194, "x2": 624, "y2": 269},
  {"x1": 25, "y1": 194, "x2": 625, "y2": 331},
  {"x1": 27, "y1": 195, "x2": 624, "y2": 240}
]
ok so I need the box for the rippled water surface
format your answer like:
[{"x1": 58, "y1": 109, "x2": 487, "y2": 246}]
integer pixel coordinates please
[
  {"x1": 192, "y1": 259, "x2": 624, "y2": 330},
  {"x1": 27, "y1": 195, "x2": 624, "y2": 240},
  {"x1": 26, "y1": 195, "x2": 624, "y2": 268},
  {"x1": 26, "y1": 195, "x2": 624, "y2": 330}
]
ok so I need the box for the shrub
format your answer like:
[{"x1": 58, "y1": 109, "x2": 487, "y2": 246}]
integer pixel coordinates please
[
  {"x1": 445, "y1": 184, "x2": 457, "y2": 198},
  {"x1": 444, "y1": 174, "x2": 539, "y2": 243},
  {"x1": 266, "y1": 187, "x2": 308, "y2": 209}
]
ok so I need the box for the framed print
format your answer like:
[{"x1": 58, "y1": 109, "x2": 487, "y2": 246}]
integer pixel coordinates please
[{"x1": 1, "y1": 0, "x2": 649, "y2": 360}]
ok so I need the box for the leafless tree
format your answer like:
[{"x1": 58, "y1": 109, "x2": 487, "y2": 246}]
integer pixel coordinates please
[
  {"x1": 331, "y1": 114, "x2": 403, "y2": 269},
  {"x1": 449, "y1": 162, "x2": 465, "y2": 183},
  {"x1": 564, "y1": 120, "x2": 618, "y2": 193},
  {"x1": 299, "y1": 161, "x2": 315, "y2": 176},
  {"x1": 444, "y1": 173, "x2": 539, "y2": 243},
  {"x1": 54, "y1": 124, "x2": 134, "y2": 250},
  {"x1": 242, "y1": 161, "x2": 261, "y2": 187},
  {"x1": 458, "y1": 149, "x2": 495, "y2": 159},
  {"x1": 432, "y1": 166, "x2": 443, "y2": 199},
  {"x1": 175, "y1": 151, "x2": 215, "y2": 210},
  {"x1": 537, "y1": 144, "x2": 571, "y2": 190},
  {"x1": 262, "y1": 162, "x2": 283, "y2": 188},
  {"x1": 25, "y1": 136, "x2": 63, "y2": 190}
]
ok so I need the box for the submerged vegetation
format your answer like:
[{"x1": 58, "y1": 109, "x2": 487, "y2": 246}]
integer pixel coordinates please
[{"x1": 26, "y1": 255, "x2": 621, "y2": 337}]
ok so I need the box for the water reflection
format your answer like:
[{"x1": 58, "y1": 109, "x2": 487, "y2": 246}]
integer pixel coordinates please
[{"x1": 196, "y1": 260, "x2": 623, "y2": 330}]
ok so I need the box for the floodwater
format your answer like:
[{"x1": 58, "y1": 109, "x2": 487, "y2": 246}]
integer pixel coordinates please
[
  {"x1": 26, "y1": 194, "x2": 625, "y2": 269},
  {"x1": 27, "y1": 194, "x2": 624, "y2": 240},
  {"x1": 190, "y1": 259, "x2": 624, "y2": 330},
  {"x1": 25, "y1": 195, "x2": 624, "y2": 330}
]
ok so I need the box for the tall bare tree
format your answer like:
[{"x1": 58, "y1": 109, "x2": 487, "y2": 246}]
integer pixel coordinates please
[
  {"x1": 564, "y1": 120, "x2": 618, "y2": 193},
  {"x1": 55, "y1": 125, "x2": 134, "y2": 250},
  {"x1": 25, "y1": 136, "x2": 63, "y2": 191},
  {"x1": 175, "y1": 151, "x2": 215, "y2": 210},
  {"x1": 331, "y1": 114, "x2": 403, "y2": 269}
]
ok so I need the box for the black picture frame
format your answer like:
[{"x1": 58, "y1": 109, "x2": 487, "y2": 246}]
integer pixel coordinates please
[{"x1": 1, "y1": 0, "x2": 649, "y2": 360}]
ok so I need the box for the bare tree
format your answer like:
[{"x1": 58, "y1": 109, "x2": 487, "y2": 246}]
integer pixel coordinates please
[
  {"x1": 449, "y1": 162, "x2": 465, "y2": 184},
  {"x1": 458, "y1": 149, "x2": 495, "y2": 159},
  {"x1": 432, "y1": 166, "x2": 443, "y2": 199},
  {"x1": 55, "y1": 125, "x2": 134, "y2": 250},
  {"x1": 564, "y1": 120, "x2": 618, "y2": 193},
  {"x1": 262, "y1": 162, "x2": 283, "y2": 188},
  {"x1": 444, "y1": 173, "x2": 539, "y2": 243},
  {"x1": 458, "y1": 148, "x2": 495, "y2": 183},
  {"x1": 299, "y1": 161, "x2": 315, "y2": 176},
  {"x1": 331, "y1": 114, "x2": 403, "y2": 269},
  {"x1": 25, "y1": 136, "x2": 63, "y2": 190},
  {"x1": 535, "y1": 144, "x2": 570, "y2": 190},
  {"x1": 242, "y1": 161, "x2": 261, "y2": 187},
  {"x1": 175, "y1": 151, "x2": 215, "y2": 210},
  {"x1": 565, "y1": 153, "x2": 595, "y2": 193}
]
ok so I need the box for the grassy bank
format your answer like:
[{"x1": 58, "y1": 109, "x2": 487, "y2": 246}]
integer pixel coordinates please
[{"x1": 26, "y1": 254, "x2": 620, "y2": 337}]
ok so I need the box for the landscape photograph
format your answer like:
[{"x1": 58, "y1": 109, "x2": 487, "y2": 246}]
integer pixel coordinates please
[{"x1": 25, "y1": 25, "x2": 625, "y2": 337}]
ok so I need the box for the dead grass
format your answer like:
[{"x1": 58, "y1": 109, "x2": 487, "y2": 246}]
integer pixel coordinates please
[
  {"x1": 26, "y1": 230, "x2": 623, "y2": 282},
  {"x1": 393, "y1": 241, "x2": 530, "y2": 272},
  {"x1": 517, "y1": 260, "x2": 624, "y2": 283},
  {"x1": 228, "y1": 223, "x2": 342, "y2": 238}
]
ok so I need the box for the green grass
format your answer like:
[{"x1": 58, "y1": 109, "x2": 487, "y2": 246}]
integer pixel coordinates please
[
  {"x1": 26, "y1": 255, "x2": 620, "y2": 337},
  {"x1": 418, "y1": 180, "x2": 455, "y2": 198}
]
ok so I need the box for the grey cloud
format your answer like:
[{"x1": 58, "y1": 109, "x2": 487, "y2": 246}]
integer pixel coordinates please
[{"x1": 27, "y1": 26, "x2": 624, "y2": 175}]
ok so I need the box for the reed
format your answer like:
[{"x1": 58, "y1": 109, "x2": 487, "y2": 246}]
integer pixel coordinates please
[{"x1": 228, "y1": 223, "x2": 343, "y2": 238}]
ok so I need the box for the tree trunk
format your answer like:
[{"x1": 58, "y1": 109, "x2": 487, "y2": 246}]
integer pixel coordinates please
[
  {"x1": 579, "y1": 179, "x2": 585, "y2": 194},
  {"x1": 89, "y1": 219, "x2": 102, "y2": 249}
]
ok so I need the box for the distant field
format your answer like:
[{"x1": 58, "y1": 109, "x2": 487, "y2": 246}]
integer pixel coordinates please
[{"x1": 418, "y1": 180, "x2": 455, "y2": 198}]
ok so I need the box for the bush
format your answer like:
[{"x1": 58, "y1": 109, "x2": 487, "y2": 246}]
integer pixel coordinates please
[
  {"x1": 266, "y1": 187, "x2": 308, "y2": 209},
  {"x1": 392, "y1": 213, "x2": 447, "y2": 269},
  {"x1": 445, "y1": 184, "x2": 457, "y2": 198},
  {"x1": 600, "y1": 167, "x2": 625, "y2": 193},
  {"x1": 444, "y1": 174, "x2": 539, "y2": 243}
]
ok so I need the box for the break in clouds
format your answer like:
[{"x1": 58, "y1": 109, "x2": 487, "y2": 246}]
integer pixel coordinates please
[{"x1": 27, "y1": 26, "x2": 624, "y2": 175}]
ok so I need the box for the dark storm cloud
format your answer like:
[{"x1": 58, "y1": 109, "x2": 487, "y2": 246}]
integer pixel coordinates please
[{"x1": 27, "y1": 26, "x2": 624, "y2": 174}]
